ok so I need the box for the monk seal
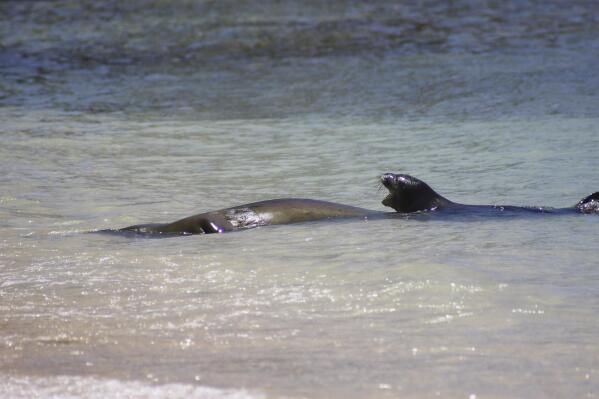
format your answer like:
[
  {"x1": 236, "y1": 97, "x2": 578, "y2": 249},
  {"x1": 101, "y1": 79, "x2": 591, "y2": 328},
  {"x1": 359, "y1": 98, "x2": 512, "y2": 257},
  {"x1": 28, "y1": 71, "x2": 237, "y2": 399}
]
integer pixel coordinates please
[
  {"x1": 380, "y1": 173, "x2": 599, "y2": 215},
  {"x1": 114, "y1": 198, "x2": 383, "y2": 236},
  {"x1": 101, "y1": 173, "x2": 597, "y2": 237}
]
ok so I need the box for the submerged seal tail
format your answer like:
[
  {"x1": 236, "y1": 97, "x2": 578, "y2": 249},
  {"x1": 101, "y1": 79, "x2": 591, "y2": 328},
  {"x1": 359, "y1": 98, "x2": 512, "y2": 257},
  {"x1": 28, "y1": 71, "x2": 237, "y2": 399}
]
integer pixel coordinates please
[{"x1": 576, "y1": 192, "x2": 599, "y2": 214}]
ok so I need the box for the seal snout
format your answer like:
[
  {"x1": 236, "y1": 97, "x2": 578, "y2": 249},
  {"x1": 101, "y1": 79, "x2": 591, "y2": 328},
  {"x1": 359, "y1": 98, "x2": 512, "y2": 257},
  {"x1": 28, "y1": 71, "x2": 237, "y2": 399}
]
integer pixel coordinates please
[{"x1": 381, "y1": 173, "x2": 397, "y2": 188}]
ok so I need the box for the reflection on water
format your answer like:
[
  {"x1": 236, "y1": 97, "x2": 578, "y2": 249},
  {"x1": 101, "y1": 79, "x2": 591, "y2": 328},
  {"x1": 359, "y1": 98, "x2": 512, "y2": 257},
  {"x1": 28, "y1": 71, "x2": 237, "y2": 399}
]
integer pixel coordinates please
[{"x1": 1, "y1": 1, "x2": 599, "y2": 398}]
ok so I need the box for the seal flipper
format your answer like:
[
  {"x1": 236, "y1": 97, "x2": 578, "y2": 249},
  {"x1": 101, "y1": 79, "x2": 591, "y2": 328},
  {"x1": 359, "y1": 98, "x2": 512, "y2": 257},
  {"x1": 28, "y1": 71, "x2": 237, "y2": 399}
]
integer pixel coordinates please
[
  {"x1": 197, "y1": 219, "x2": 226, "y2": 234},
  {"x1": 576, "y1": 192, "x2": 599, "y2": 214},
  {"x1": 117, "y1": 220, "x2": 223, "y2": 235},
  {"x1": 119, "y1": 223, "x2": 166, "y2": 234},
  {"x1": 157, "y1": 211, "x2": 235, "y2": 235}
]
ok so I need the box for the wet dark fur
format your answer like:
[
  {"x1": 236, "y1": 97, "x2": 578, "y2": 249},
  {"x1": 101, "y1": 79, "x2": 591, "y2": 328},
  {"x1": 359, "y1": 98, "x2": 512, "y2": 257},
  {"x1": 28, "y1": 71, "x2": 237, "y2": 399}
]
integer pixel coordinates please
[{"x1": 98, "y1": 173, "x2": 597, "y2": 237}]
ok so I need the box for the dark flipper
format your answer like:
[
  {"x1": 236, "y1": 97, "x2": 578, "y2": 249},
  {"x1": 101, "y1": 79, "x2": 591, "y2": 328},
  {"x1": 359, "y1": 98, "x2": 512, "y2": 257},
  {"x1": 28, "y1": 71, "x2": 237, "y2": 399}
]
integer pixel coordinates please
[
  {"x1": 576, "y1": 192, "x2": 599, "y2": 214},
  {"x1": 109, "y1": 223, "x2": 191, "y2": 236},
  {"x1": 118, "y1": 216, "x2": 230, "y2": 236}
]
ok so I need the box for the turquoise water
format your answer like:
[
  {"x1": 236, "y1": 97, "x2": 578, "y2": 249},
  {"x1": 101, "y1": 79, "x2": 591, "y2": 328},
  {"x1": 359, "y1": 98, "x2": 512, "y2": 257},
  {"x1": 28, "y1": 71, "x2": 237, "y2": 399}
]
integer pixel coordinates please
[{"x1": 1, "y1": 1, "x2": 599, "y2": 398}]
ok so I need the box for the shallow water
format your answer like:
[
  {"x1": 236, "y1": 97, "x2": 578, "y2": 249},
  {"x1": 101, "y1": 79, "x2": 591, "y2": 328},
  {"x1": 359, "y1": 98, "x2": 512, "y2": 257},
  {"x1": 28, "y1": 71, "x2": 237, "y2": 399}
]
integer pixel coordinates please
[{"x1": 1, "y1": 1, "x2": 599, "y2": 398}]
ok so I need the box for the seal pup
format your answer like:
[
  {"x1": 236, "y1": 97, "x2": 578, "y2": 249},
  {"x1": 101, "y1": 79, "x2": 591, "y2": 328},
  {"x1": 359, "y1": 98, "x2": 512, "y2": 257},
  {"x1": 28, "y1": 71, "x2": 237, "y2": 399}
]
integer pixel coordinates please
[
  {"x1": 380, "y1": 173, "x2": 599, "y2": 215},
  {"x1": 115, "y1": 198, "x2": 382, "y2": 236}
]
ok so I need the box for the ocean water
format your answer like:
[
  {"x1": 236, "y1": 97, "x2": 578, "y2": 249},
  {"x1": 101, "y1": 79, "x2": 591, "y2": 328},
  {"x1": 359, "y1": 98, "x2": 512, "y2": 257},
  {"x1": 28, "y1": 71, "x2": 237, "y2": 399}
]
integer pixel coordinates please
[{"x1": 1, "y1": 1, "x2": 599, "y2": 398}]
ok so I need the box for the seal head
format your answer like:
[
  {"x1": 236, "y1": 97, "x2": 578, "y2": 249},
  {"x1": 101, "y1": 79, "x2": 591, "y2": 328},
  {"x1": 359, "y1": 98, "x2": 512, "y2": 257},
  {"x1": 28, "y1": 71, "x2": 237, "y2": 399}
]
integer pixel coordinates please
[
  {"x1": 576, "y1": 192, "x2": 599, "y2": 214},
  {"x1": 381, "y1": 173, "x2": 451, "y2": 213}
]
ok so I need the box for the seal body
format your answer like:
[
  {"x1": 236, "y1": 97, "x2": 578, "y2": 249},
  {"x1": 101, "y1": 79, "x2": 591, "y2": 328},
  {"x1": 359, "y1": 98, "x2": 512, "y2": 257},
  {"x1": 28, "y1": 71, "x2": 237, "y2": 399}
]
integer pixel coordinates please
[
  {"x1": 380, "y1": 173, "x2": 599, "y2": 215},
  {"x1": 104, "y1": 173, "x2": 597, "y2": 237},
  {"x1": 119, "y1": 198, "x2": 378, "y2": 236}
]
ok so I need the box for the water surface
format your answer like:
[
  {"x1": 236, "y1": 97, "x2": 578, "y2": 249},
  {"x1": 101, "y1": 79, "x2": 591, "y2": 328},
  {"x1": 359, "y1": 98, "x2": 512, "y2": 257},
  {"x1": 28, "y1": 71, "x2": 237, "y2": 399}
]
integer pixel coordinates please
[{"x1": 1, "y1": 1, "x2": 599, "y2": 398}]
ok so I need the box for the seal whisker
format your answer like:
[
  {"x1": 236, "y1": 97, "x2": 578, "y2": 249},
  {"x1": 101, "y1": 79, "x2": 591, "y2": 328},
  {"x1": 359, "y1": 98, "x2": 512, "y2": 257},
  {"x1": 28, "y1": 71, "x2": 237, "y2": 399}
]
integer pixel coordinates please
[{"x1": 375, "y1": 175, "x2": 385, "y2": 192}]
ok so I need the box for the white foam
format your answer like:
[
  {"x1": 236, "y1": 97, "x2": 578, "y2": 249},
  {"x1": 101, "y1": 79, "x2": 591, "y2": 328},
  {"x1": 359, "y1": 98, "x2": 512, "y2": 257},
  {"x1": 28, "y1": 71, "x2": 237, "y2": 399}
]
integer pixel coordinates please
[{"x1": 0, "y1": 374, "x2": 264, "y2": 399}]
